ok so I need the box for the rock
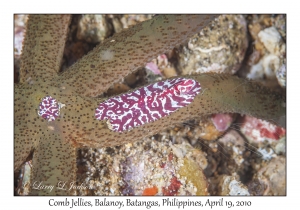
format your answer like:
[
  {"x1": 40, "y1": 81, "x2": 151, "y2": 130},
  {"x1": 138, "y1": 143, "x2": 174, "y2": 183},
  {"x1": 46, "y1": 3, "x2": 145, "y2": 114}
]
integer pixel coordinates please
[
  {"x1": 176, "y1": 15, "x2": 248, "y2": 75},
  {"x1": 77, "y1": 15, "x2": 113, "y2": 43},
  {"x1": 171, "y1": 141, "x2": 208, "y2": 170},
  {"x1": 124, "y1": 72, "x2": 138, "y2": 86},
  {"x1": 218, "y1": 130, "x2": 246, "y2": 167},
  {"x1": 77, "y1": 135, "x2": 208, "y2": 195},
  {"x1": 120, "y1": 15, "x2": 153, "y2": 29},
  {"x1": 248, "y1": 178, "x2": 266, "y2": 195},
  {"x1": 244, "y1": 15, "x2": 286, "y2": 87},
  {"x1": 246, "y1": 54, "x2": 279, "y2": 80},
  {"x1": 109, "y1": 15, "x2": 123, "y2": 33},
  {"x1": 163, "y1": 67, "x2": 177, "y2": 78},
  {"x1": 178, "y1": 158, "x2": 208, "y2": 195},
  {"x1": 253, "y1": 156, "x2": 286, "y2": 195},
  {"x1": 15, "y1": 161, "x2": 31, "y2": 195},
  {"x1": 276, "y1": 59, "x2": 286, "y2": 87},
  {"x1": 273, "y1": 15, "x2": 286, "y2": 40},
  {"x1": 14, "y1": 15, "x2": 28, "y2": 83},
  {"x1": 14, "y1": 14, "x2": 28, "y2": 56},
  {"x1": 274, "y1": 137, "x2": 286, "y2": 155},
  {"x1": 219, "y1": 175, "x2": 250, "y2": 195},
  {"x1": 258, "y1": 27, "x2": 285, "y2": 56}
]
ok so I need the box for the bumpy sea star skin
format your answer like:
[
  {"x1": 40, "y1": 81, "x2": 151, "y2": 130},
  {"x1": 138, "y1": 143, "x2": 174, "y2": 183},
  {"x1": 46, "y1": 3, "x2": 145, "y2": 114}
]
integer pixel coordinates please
[
  {"x1": 14, "y1": 15, "x2": 285, "y2": 195},
  {"x1": 20, "y1": 15, "x2": 71, "y2": 83}
]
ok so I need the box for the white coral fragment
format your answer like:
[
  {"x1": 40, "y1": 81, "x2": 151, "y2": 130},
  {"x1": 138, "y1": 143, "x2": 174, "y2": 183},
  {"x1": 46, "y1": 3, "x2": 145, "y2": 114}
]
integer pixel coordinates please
[{"x1": 258, "y1": 26, "x2": 283, "y2": 55}]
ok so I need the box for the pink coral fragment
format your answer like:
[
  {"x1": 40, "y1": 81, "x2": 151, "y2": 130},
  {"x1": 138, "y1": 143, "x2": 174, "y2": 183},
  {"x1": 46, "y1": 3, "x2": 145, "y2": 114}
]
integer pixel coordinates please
[
  {"x1": 211, "y1": 113, "x2": 234, "y2": 132},
  {"x1": 145, "y1": 62, "x2": 162, "y2": 75},
  {"x1": 38, "y1": 96, "x2": 60, "y2": 121},
  {"x1": 95, "y1": 78, "x2": 201, "y2": 132},
  {"x1": 240, "y1": 116, "x2": 286, "y2": 142}
]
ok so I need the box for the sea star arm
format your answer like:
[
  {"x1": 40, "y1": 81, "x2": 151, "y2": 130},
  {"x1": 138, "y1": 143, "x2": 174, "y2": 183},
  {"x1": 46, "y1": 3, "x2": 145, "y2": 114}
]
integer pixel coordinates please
[
  {"x1": 57, "y1": 15, "x2": 219, "y2": 97},
  {"x1": 30, "y1": 133, "x2": 76, "y2": 195},
  {"x1": 19, "y1": 15, "x2": 71, "y2": 84},
  {"x1": 58, "y1": 74, "x2": 285, "y2": 149},
  {"x1": 14, "y1": 109, "x2": 35, "y2": 171},
  {"x1": 14, "y1": 83, "x2": 39, "y2": 171}
]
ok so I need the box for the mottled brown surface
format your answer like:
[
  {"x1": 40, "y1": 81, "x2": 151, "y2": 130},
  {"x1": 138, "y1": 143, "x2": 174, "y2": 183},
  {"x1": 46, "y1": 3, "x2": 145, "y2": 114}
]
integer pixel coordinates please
[
  {"x1": 14, "y1": 14, "x2": 285, "y2": 195},
  {"x1": 20, "y1": 15, "x2": 71, "y2": 83}
]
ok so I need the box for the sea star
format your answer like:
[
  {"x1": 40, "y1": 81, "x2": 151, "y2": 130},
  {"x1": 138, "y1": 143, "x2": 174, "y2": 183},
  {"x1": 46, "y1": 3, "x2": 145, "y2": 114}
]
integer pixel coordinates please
[{"x1": 14, "y1": 14, "x2": 285, "y2": 195}]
